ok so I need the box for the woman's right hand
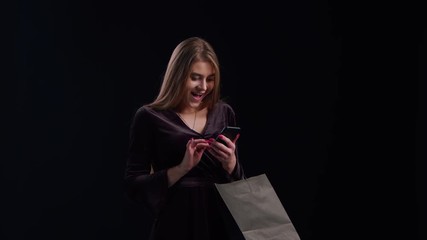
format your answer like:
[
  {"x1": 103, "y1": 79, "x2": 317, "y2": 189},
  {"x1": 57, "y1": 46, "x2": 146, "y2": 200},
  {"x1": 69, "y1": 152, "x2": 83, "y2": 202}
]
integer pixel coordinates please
[
  {"x1": 167, "y1": 138, "x2": 211, "y2": 187},
  {"x1": 179, "y1": 138, "x2": 211, "y2": 172}
]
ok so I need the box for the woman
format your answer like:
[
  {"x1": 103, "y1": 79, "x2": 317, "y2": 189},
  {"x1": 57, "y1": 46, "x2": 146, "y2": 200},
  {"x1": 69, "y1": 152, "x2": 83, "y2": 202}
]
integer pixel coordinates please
[{"x1": 124, "y1": 36, "x2": 245, "y2": 240}]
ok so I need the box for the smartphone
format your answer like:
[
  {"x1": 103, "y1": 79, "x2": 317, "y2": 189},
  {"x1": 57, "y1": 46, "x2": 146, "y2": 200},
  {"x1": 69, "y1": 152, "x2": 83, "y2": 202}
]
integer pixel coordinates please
[{"x1": 216, "y1": 126, "x2": 241, "y2": 145}]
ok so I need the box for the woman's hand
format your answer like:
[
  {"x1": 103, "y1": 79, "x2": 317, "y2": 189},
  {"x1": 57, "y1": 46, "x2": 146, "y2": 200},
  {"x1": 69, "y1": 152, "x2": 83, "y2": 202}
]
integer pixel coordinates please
[
  {"x1": 207, "y1": 134, "x2": 240, "y2": 174},
  {"x1": 168, "y1": 138, "x2": 210, "y2": 187},
  {"x1": 179, "y1": 138, "x2": 211, "y2": 172}
]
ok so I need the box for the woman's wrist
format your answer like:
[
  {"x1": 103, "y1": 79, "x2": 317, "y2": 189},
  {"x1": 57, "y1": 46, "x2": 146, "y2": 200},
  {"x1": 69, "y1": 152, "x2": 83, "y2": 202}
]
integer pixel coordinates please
[
  {"x1": 176, "y1": 164, "x2": 190, "y2": 175},
  {"x1": 167, "y1": 165, "x2": 189, "y2": 187},
  {"x1": 222, "y1": 160, "x2": 236, "y2": 174}
]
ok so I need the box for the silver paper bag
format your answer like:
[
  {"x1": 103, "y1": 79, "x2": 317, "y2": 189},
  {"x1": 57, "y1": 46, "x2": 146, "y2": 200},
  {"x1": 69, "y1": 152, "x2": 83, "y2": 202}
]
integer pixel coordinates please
[{"x1": 215, "y1": 174, "x2": 301, "y2": 240}]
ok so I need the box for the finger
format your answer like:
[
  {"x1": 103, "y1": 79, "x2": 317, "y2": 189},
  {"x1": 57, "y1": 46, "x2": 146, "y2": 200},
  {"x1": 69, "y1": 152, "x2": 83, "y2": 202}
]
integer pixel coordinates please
[
  {"x1": 196, "y1": 146, "x2": 208, "y2": 153},
  {"x1": 187, "y1": 138, "x2": 194, "y2": 147},
  {"x1": 217, "y1": 135, "x2": 232, "y2": 146},
  {"x1": 191, "y1": 138, "x2": 207, "y2": 147},
  {"x1": 208, "y1": 146, "x2": 228, "y2": 159},
  {"x1": 192, "y1": 138, "x2": 210, "y2": 145},
  {"x1": 208, "y1": 149, "x2": 228, "y2": 164},
  {"x1": 207, "y1": 148, "x2": 220, "y2": 159},
  {"x1": 233, "y1": 133, "x2": 240, "y2": 143},
  {"x1": 195, "y1": 142, "x2": 210, "y2": 151},
  {"x1": 213, "y1": 137, "x2": 233, "y2": 152}
]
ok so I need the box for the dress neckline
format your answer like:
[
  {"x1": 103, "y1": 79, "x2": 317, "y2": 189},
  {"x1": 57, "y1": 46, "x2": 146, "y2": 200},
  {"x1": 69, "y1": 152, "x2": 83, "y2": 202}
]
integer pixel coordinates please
[{"x1": 173, "y1": 110, "x2": 210, "y2": 135}]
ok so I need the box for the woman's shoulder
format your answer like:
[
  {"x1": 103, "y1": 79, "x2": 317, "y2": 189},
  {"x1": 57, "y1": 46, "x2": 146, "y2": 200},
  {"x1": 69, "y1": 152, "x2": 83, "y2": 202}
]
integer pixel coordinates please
[
  {"x1": 136, "y1": 104, "x2": 167, "y2": 114},
  {"x1": 215, "y1": 100, "x2": 235, "y2": 114},
  {"x1": 212, "y1": 100, "x2": 237, "y2": 121},
  {"x1": 133, "y1": 105, "x2": 162, "y2": 121},
  {"x1": 134, "y1": 104, "x2": 174, "y2": 124},
  {"x1": 134, "y1": 105, "x2": 151, "y2": 116}
]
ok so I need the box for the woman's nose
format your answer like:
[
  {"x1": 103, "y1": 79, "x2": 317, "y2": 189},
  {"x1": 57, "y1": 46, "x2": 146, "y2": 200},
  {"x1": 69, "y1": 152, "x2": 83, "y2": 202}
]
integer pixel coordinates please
[{"x1": 198, "y1": 79, "x2": 207, "y2": 90}]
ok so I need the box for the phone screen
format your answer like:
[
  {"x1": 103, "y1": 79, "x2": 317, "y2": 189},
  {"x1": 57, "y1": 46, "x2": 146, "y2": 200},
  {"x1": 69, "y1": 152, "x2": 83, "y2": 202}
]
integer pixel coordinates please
[{"x1": 216, "y1": 126, "x2": 241, "y2": 145}]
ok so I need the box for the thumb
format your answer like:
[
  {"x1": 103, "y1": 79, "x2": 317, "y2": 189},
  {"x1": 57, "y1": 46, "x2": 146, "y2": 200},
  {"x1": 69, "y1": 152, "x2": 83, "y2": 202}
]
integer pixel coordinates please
[{"x1": 233, "y1": 133, "x2": 240, "y2": 143}]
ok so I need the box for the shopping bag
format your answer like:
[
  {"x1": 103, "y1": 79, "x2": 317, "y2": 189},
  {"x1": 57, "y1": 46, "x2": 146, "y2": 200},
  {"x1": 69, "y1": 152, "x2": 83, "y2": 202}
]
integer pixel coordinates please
[{"x1": 215, "y1": 174, "x2": 301, "y2": 240}]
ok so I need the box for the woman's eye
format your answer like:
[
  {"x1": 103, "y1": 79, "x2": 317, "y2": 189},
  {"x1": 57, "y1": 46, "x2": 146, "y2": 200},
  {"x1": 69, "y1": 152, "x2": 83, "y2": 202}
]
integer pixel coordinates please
[
  {"x1": 190, "y1": 74, "x2": 215, "y2": 81},
  {"x1": 190, "y1": 74, "x2": 201, "y2": 80}
]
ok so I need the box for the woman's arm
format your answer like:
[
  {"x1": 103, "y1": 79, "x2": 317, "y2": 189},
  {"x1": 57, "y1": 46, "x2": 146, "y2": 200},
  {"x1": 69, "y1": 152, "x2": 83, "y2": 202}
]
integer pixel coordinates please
[{"x1": 124, "y1": 107, "x2": 168, "y2": 215}]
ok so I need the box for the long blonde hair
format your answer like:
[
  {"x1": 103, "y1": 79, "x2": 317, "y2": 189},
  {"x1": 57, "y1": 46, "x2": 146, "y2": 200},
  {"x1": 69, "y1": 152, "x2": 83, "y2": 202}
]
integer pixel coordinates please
[{"x1": 147, "y1": 37, "x2": 221, "y2": 111}]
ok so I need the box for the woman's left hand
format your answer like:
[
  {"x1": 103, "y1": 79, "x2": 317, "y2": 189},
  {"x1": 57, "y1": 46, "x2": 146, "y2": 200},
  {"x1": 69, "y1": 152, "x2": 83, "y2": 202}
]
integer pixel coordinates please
[{"x1": 207, "y1": 134, "x2": 240, "y2": 173}]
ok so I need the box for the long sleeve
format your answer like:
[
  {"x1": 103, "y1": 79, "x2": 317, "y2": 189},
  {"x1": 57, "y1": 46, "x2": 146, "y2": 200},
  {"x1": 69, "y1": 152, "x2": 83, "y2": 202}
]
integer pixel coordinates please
[
  {"x1": 124, "y1": 107, "x2": 168, "y2": 215},
  {"x1": 225, "y1": 104, "x2": 245, "y2": 181}
]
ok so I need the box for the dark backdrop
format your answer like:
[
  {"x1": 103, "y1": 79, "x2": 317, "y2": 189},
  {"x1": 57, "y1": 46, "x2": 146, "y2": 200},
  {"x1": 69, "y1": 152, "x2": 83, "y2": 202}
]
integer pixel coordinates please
[{"x1": 6, "y1": 0, "x2": 425, "y2": 240}]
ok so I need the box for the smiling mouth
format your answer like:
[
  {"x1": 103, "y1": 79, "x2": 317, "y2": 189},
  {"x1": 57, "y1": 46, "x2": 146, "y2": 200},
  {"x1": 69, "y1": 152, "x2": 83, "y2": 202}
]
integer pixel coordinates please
[{"x1": 191, "y1": 92, "x2": 204, "y2": 100}]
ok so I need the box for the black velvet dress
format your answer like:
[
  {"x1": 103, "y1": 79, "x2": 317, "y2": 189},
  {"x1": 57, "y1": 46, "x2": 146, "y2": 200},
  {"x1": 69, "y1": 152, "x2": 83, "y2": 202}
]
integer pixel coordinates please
[{"x1": 124, "y1": 100, "x2": 245, "y2": 240}]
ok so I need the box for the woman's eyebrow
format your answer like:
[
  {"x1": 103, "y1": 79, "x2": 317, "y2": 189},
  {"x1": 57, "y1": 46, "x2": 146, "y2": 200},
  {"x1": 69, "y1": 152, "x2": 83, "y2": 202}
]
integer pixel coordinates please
[{"x1": 190, "y1": 72, "x2": 215, "y2": 77}]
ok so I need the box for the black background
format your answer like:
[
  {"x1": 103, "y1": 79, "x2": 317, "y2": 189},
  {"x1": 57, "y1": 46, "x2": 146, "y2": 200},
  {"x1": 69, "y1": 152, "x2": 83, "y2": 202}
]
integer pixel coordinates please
[{"x1": 6, "y1": 0, "x2": 426, "y2": 240}]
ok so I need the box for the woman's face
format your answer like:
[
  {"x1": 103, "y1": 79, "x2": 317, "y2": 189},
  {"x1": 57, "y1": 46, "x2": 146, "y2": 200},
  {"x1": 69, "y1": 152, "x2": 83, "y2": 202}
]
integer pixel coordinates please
[{"x1": 182, "y1": 61, "x2": 215, "y2": 111}]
